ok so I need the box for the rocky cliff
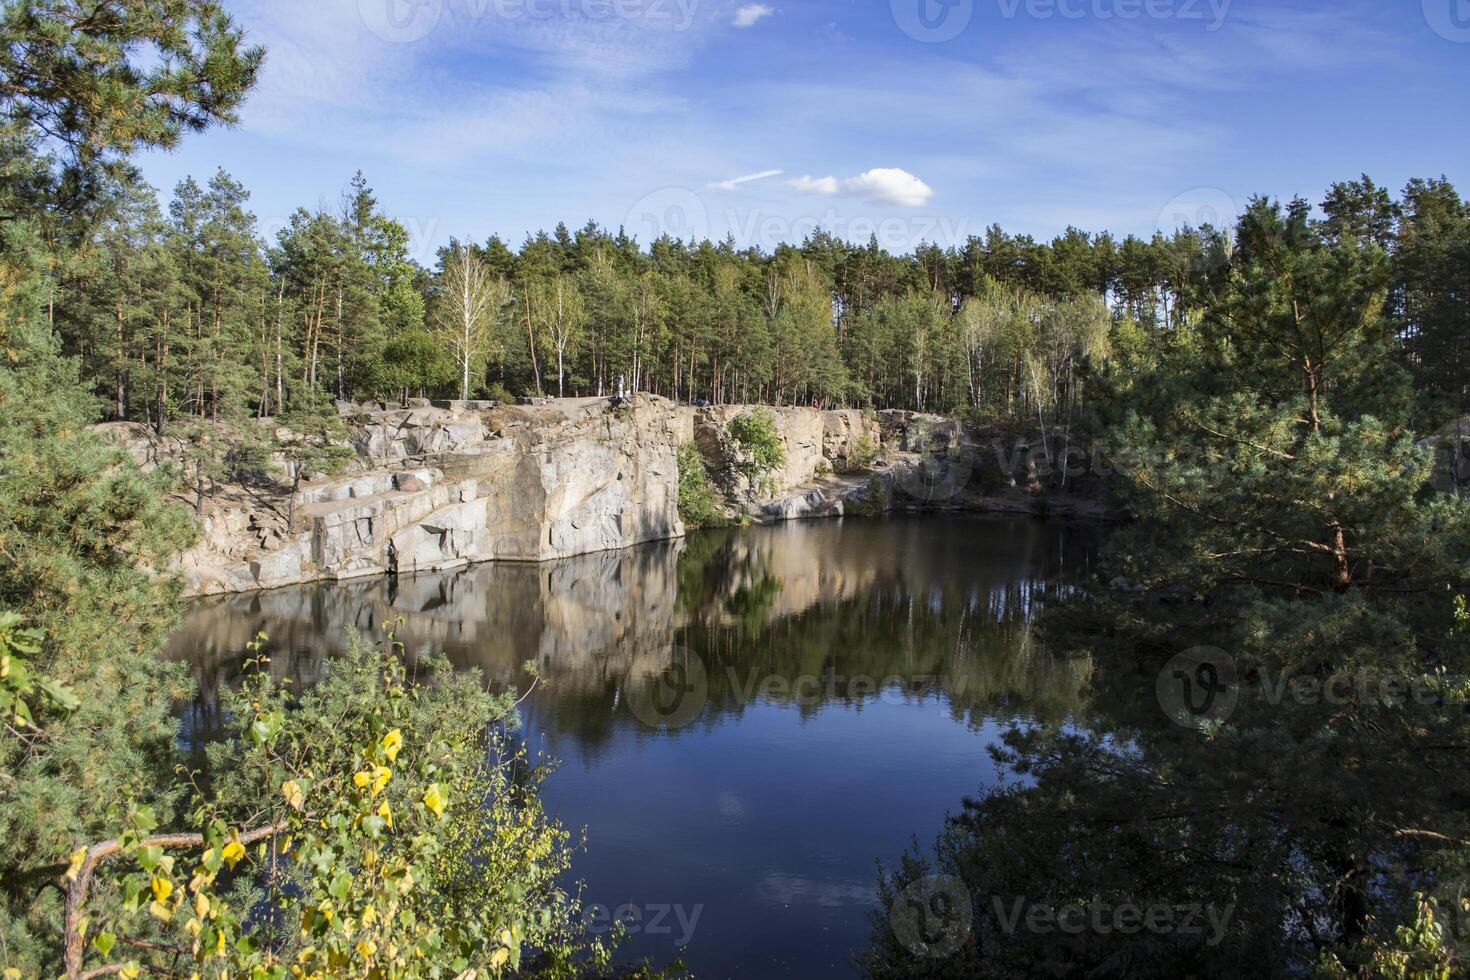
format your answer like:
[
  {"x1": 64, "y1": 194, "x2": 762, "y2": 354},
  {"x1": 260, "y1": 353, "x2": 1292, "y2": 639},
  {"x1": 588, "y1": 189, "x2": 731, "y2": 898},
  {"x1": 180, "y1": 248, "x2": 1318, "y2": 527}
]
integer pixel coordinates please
[
  {"x1": 130, "y1": 395, "x2": 683, "y2": 595},
  {"x1": 100, "y1": 395, "x2": 1102, "y2": 597},
  {"x1": 121, "y1": 396, "x2": 890, "y2": 596}
]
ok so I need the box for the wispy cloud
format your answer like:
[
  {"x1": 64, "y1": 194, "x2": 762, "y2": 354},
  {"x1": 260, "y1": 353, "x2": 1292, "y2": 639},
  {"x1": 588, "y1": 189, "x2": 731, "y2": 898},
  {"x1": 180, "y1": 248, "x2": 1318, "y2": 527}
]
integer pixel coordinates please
[
  {"x1": 732, "y1": 4, "x2": 774, "y2": 28},
  {"x1": 788, "y1": 168, "x2": 934, "y2": 206},
  {"x1": 708, "y1": 168, "x2": 784, "y2": 190}
]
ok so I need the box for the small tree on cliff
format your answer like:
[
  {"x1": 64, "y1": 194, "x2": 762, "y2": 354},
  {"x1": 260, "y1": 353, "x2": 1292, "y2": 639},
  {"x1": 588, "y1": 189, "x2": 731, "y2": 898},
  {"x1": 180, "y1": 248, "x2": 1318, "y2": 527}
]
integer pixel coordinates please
[{"x1": 728, "y1": 408, "x2": 786, "y2": 481}]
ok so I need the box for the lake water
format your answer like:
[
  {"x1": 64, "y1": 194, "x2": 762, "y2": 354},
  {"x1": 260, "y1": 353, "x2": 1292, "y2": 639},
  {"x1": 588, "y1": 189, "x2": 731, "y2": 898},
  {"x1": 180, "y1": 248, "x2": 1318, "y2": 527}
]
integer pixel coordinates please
[{"x1": 166, "y1": 515, "x2": 1101, "y2": 978}]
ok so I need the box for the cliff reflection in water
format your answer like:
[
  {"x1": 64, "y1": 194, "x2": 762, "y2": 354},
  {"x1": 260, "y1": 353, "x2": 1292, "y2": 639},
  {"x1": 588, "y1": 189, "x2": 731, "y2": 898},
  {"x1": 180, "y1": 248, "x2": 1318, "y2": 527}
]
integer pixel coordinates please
[{"x1": 168, "y1": 516, "x2": 1101, "y2": 750}]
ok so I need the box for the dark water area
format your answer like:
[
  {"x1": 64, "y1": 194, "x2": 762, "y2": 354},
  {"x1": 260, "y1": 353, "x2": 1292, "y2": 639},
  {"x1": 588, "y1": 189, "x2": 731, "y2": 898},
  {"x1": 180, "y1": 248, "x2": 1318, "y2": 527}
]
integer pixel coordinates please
[{"x1": 166, "y1": 515, "x2": 1102, "y2": 978}]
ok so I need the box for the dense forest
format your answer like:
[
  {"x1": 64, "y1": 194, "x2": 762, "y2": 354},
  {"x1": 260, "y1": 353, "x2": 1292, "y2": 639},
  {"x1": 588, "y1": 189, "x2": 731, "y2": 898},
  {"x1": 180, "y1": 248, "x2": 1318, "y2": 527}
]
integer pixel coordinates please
[{"x1": 39, "y1": 160, "x2": 1470, "y2": 437}]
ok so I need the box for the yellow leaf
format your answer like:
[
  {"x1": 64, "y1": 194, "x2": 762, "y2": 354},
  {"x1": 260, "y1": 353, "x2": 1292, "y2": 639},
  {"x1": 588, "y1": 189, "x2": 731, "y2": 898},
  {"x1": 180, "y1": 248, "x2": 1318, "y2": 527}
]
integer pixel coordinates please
[
  {"x1": 490, "y1": 946, "x2": 510, "y2": 968},
  {"x1": 63, "y1": 847, "x2": 87, "y2": 883},
  {"x1": 362, "y1": 905, "x2": 377, "y2": 927},
  {"x1": 119, "y1": 966, "x2": 141, "y2": 980},
  {"x1": 353, "y1": 770, "x2": 373, "y2": 789},
  {"x1": 148, "y1": 899, "x2": 173, "y2": 922},
  {"x1": 377, "y1": 801, "x2": 393, "y2": 830},
  {"x1": 221, "y1": 841, "x2": 246, "y2": 869},
  {"x1": 422, "y1": 783, "x2": 446, "y2": 818},
  {"x1": 381, "y1": 728, "x2": 403, "y2": 763},
  {"x1": 151, "y1": 876, "x2": 173, "y2": 903},
  {"x1": 185, "y1": 917, "x2": 202, "y2": 938},
  {"x1": 371, "y1": 766, "x2": 392, "y2": 798},
  {"x1": 282, "y1": 779, "x2": 305, "y2": 811},
  {"x1": 194, "y1": 890, "x2": 210, "y2": 919},
  {"x1": 357, "y1": 939, "x2": 377, "y2": 961}
]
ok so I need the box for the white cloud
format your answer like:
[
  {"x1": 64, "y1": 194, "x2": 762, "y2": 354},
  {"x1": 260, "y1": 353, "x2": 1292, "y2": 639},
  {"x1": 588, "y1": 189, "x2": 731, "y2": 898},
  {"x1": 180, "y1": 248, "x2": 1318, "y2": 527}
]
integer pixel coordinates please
[
  {"x1": 732, "y1": 4, "x2": 774, "y2": 28},
  {"x1": 843, "y1": 168, "x2": 934, "y2": 207},
  {"x1": 787, "y1": 169, "x2": 934, "y2": 207},
  {"x1": 787, "y1": 174, "x2": 839, "y2": 195},
  {"x1": 708, "y1": 168, "x2": 784, "y2": 190}
]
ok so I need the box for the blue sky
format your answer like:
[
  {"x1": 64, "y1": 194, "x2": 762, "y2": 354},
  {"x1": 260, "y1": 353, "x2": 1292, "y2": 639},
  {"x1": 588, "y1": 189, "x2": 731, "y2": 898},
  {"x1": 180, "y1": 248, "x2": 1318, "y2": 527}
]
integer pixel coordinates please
[{"x1": 138, "y1": 0, "x2": 1470, "y2": 264}]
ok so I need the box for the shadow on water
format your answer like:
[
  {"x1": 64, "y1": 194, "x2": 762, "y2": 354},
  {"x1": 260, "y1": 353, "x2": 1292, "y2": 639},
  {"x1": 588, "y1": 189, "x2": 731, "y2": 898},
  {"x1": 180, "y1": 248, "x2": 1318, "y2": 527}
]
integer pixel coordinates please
[{"x1": 166, "y1": 515, "x2": 1103, "y2": 978}]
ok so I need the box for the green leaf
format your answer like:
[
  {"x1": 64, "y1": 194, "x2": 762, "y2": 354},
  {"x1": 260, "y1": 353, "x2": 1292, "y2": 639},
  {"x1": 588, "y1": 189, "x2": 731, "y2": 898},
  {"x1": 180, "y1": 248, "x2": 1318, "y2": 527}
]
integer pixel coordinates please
[
  {"x1": 328, "y1": 870, "x2": 352, "y2": 901},
  {"x1": 37, "y1": 677, "x2": 80, "y2": 712},
  {"x1": 137, "y1": 845, "x2": 163, "y2": 873},
  {"x1": 93, "y1": 931, "x2": 116, "y2": 956}
]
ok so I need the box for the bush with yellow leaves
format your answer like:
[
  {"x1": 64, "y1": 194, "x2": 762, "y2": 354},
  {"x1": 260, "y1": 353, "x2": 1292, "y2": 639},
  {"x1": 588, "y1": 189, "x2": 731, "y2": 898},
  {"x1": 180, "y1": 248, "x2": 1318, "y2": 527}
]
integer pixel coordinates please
[{"x1": 59, "y1": 633, "x2": 616, "y2": 979}]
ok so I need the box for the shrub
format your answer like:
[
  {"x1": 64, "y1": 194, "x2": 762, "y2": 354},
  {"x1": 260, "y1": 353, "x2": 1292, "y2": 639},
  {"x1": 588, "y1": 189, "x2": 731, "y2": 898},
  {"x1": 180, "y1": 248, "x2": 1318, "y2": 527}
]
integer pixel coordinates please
[
  {"x1": 484, "y1": 381, "x2": 516, "y2": 404},
  {"x1": 677, "y1": 443, "x2": 725, "y2": 529},
  {"x1": 727, "y1": 408, "x2": 786, "y2": 480},
  {"x1": 845, "y1": 433, "x2": 880, "y2": 473},
  {"x1": 60, "y1": 635, "x2": 614, "y2": 979}
]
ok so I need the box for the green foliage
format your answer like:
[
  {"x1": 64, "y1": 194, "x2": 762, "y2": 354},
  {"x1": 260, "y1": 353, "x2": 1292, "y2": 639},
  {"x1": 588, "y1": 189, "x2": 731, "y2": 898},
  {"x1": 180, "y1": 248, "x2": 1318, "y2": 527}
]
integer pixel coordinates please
[
  {"x1": 26, "y1": 157, "x2": 1470, "y2": 439},
  {"x1": 0, "y1": 612, "x2": 76, "y2": 728},
  {"x1": 727, "y1": 408, "x2": 786, "y2": 480},
  {"x1": 1317, "y1": 895, "x2": 1464, "y2": 979},
  {"x1": 366, "y1": 327, "x2": 457, "y2": 400},
  {"x1": 0, "y1": 313, "x2": 197, "y2": 975},
  {"x1": 68, "y1": 635, "x2": 612, "y2": 978},
  {"x1": 860, "y1": 197, "x2": 1470, "y2": 978},
  {"x1": 845, "y1": 433, "x2": 881, "y2": 473},
  {"x1": 677, "y1": 443, "x2": 724, "y2": 530},
  {"x1": 0, "y1": 0, "x2": 263, "y2": 222}
]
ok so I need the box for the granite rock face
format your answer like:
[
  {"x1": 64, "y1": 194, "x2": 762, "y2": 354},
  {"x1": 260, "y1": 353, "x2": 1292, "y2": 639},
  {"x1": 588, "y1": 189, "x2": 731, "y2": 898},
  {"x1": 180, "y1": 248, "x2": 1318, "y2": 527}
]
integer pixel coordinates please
[
  {"x1": 173, "y1": 395, "x2": 686, "y2": 595},
  {"x1": 106, "y1": 395, "x2": 998, "y2": 596}
]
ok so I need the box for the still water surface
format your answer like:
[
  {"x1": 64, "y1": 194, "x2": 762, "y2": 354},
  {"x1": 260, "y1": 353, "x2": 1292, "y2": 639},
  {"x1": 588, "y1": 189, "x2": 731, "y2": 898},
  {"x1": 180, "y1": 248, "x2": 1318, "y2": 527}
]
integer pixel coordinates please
[{"x1": 167, "y1": 516, "x2": 1100, "y2": 978}]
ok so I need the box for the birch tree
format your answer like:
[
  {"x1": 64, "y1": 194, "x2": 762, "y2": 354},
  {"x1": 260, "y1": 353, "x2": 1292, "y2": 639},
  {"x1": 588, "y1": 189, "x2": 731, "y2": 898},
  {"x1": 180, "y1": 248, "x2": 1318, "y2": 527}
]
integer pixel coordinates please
[
  {"x1": 435, "y1": 245, "x2": 507, "y2": 401},
  {"x1": 532, "y1": 275, "x2": 586, "y2": 398}
]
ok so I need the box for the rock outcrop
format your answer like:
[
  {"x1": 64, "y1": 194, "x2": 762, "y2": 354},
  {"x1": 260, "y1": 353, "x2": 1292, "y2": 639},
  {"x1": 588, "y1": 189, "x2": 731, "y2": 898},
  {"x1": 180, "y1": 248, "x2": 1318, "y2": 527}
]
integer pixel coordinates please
[
  {"x1": 171, "y1": 396, "x2": 684, "y2": 595},
  {"x1": 100, "y1": 395, "x2": 1106, "y2": 597}
]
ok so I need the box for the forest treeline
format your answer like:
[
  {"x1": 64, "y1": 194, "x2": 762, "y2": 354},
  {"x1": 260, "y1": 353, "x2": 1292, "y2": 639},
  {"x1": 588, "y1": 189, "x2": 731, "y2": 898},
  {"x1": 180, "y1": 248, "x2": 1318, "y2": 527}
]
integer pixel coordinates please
[{"x1": 44, "y1": 162, "x2": 1470, "y2": 435}]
